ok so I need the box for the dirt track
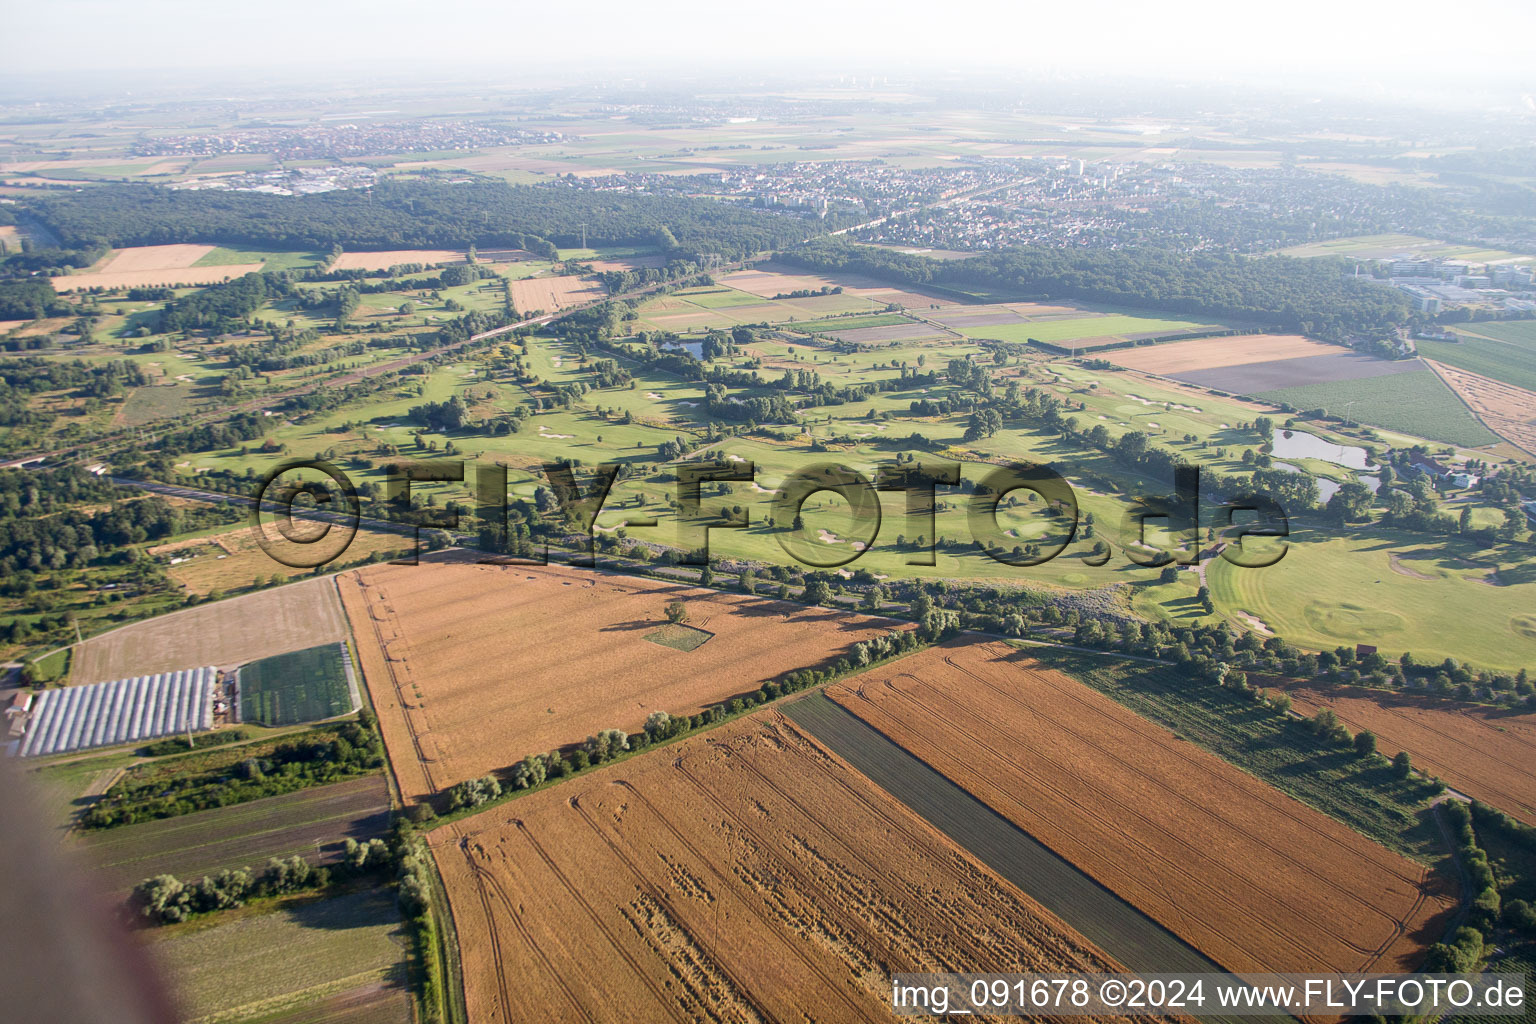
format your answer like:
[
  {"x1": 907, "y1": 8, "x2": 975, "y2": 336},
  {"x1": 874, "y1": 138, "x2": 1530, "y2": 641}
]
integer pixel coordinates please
[
  {"x1": 825, "y1": 640, "x2": 1454, "y2": 975},
  {"x1": 433, "y1": 713, "x2": 1156, "y2": 1024}
]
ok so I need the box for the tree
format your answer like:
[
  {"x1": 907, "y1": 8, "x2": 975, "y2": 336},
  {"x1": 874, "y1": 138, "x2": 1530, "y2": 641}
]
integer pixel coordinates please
[
  {"x1": 1353, "y1": 730, "x2": 1378, "y2": 757},
  {"x1": 802, "y1": 577, "x2": 832, "y2": 606},
  {"x1": 664, "y1": 600, "x2": 688, "y2": 624},
  {"x1": 1392, "y1": 750, "x2": 1413, "y2": 778}
]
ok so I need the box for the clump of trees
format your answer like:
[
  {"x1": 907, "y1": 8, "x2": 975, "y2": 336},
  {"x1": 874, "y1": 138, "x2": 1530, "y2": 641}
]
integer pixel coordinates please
[
  {"x1": 133, "y1": 855, "x2": 337, "y2": 924},
  {"x1": 86, "y1": 714, "x2": 385, "y2": 828},
  {"x1": 445, "y1": 774, "x2": 502, "y2": 811}
]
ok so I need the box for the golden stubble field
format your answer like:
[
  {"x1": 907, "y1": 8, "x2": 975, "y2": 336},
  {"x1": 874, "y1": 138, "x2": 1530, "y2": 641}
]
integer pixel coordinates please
[
  {"x1": 338, "y1": 561, "x2": 910, "y2": 804},
  {"x1": 1108, "y1": 334, "x2": 1342, "y2": 374},
  {"x1": 51, "y1": 245, "x2": 264, "y2": 292},
  {"x1": 826, "y1": 641, "x2": 1455, "y2": 975},
  {"x1": 330, "y1": 249, "x2": 466, "y2": 272},
  {"x1": 433, "y1": 712, "x2": 1156, "y2": 1024},
  {"x1": 507, "y1": 274, "x2": 606, "y2": 312}
]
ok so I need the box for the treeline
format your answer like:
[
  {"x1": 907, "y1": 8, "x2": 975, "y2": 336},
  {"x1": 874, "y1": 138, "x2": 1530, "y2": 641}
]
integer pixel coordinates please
[
  {"x1": 0, "y1": 487, "x2": 179, "y2": 576},
  {"x1": 84, "y1": 715, "x2": 384, "y2": 828},
  {"x1": 26, "y1": 177, "x2": 820, "y2": 260},
  {"x1": 0, "y1": 278, "x2": 72, "y2": 320},
  {"x1": 781, "y1": 241, "x2": 1413, "y2": 341},
  {"x1": 161, "y1": 271, "x2": 294, "y2": 333}
]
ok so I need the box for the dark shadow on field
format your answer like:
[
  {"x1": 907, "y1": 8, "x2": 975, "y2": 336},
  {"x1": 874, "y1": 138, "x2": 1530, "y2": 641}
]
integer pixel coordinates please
[
  {"x1": 1277, "y1": 678, "x2": 1535, "y2": 723},
  {"x1": 285, "y1": 886, "x2": 405, "y2": 933}
]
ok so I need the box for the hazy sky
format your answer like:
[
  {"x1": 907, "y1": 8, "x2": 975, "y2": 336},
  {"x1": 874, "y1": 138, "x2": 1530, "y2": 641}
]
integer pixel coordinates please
[{"x1": 8, "y1": 0, "x2": 1536, "y2": 94}]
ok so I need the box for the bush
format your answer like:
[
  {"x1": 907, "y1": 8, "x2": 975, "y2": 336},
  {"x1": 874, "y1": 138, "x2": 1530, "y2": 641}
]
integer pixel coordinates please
[{"x1": 446, "y1": 774, "x2": 502, "y2": 811}]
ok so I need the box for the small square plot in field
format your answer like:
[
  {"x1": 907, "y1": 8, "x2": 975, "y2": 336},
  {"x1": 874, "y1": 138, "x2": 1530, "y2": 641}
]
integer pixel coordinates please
[{"x1": 643, "y1": 624, "x2": 713, "y2": 652}]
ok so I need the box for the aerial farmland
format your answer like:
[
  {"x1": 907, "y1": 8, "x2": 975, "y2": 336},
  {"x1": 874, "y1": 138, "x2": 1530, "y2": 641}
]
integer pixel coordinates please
[{"x1": 3, "y1": 33, "x2": 1535, "y2": 1024}]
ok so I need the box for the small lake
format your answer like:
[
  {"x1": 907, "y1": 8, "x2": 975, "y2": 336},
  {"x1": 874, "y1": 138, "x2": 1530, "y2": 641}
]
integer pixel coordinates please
[
  {"x1": 660, "y1": 341, "x2": 704, "y2": 359},
  {"x1": 1270, "y1": 429, "x2": 1374, "y2": 470}
]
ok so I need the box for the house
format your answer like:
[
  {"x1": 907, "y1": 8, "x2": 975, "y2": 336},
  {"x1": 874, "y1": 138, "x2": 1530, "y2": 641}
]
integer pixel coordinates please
[
  {"x1": 1449, "y1": 472, "x2": 1480, "y2": 489},
  {"x1": 1409, "y1": 455, "x2": 1451, "y2": 478},
  {"x1": 1355, "y1": 644, "x2": 1378, "y2": 659},
  {"x1": 5, "y1": 690, "x2": 32, "y2": 740}
]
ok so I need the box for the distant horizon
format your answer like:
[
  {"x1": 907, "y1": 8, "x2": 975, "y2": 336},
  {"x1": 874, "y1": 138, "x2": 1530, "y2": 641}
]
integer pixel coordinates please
[{"x1": 5, "y1": 0, "x2": 1535, "y2": 113}]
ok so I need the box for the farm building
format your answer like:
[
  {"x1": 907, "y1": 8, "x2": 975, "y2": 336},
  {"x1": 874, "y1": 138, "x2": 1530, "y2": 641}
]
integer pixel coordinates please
[{"x1": 18, "y1": 667, "x2": 217, "y2": 757}]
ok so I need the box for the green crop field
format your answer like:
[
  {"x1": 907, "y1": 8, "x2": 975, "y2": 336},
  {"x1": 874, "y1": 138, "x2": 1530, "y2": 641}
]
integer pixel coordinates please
[
  {"x1": 956, "y1": 312, "x2": 1224, "y2": 346},
  {"x1": 239, "y1": 644, "x2": 356, "y2": 727},
  {"x1": 144, "y1": 889, "x2": 410, "y2": 1024},
  {"x1": 1255, "y1": 370, "x2": 1499, "y2": 447},
  {"x1": 1419, "y1": 332, "x2": 1536, "y2": 393},
  {"x1": 193, "y1": 246, "x2": 328, "y2": 272},
  {"x1": 75, "y1": 775, "x2": 389, "y2": 897},
  {"x1": 794, "y1": 312, "x2": 914, "y2": 332}
]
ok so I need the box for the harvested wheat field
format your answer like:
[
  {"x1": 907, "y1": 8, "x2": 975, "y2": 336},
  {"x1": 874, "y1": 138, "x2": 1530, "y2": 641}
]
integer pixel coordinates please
[
  {"x1": 1281, "y1": 683, "x2": 1536, "y2": 825},
  {"x1": 508, "y1": 274, "x2": 606, "y2": 313},
  {"x1": 71, "y1": 577, "x2": 349, "y2": 684},
  {"x1": 433, "y1": 713, "x2": 1154, "y2": 1024},
  {"x1": 338, "y1": 561, "x2": 908, "y2": 804},
  {"x1": 825, "y1": 640, "x2": 1453, "y2": 976},
  {"x1": 719, "y1": 262, "x2": 948, "y2": 307},
  {"x1": 52, "y1": 244, "x2": 264, "y2": 292},
  {"x1": 331, "y1": 249, "x2": 466, "y2": 272},
  {"x1": 1109, "y1": 334, "x2": 1341, "y2": 374},
  {"x1": 1425, "y1": 359, "x2": 1536, "y2": 455}
]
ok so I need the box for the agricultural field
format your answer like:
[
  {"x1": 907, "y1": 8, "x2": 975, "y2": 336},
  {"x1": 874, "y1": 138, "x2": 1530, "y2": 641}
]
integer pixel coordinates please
[
  {"x1": 70, "y1": 577, "x2": 349, "y2": 685},
  {"x1": 823, "y1": 640, "x2": 1454, "y2": 975},
  {"x1": 1423, "y1": 359, "x2": 1536, "y2": 455},
  {"x1": 339, "y1": 559, "x2": 909, "y2": 803},
  {"x1": 330, "y1": 248, "x2": 465, "y2": 271},
  {"x1": 160, "y1": 525, "x2": 411, "y2": 596},
  {"x1": 238, "y1": 643, "x2": 357, "y2": 727},
  {"x1": 782, "y1": 692, "x2": 1238, "y2": 980},
  {"x1": 953, "y1": 311, "x2": 1230, "y2": 348},
  {"x1": 1254, "y1": 369, "x2": 1500, "y2": 447},
  {"x1": 1277, "y1": 684, "x2": 1536, "y2": 825},
  {"x1": 1276, "y1": 233, "x2": 1536, "y2": 264},
  {"x1": 50, "y1": 244, "x2": 264, "y2": 291},
  {"x1": 507, "y1": 273, "x2": 606, "y2": 313},
  {"x1": 1208, "y1": 527, "x2": 1536, "y2": 672},
  {"x1": 720, "y1": 261, "x2": 951, "y2": 307},
  {"x1": 433, "y1": 712, "x2": 1152, "y2": 1024},
  {"x1": 72, "y1": 775, "x2": 390, "y2": 897},
  {"x1": 1418, "y1": 326, "x2": 1536, "y2": 394},
  {"x1": 143, "y1": 889, "x2": 410, "y2": 1024},
  {"x1": 1108, "y1": 334, "x2": 1343, "y2": 374}
]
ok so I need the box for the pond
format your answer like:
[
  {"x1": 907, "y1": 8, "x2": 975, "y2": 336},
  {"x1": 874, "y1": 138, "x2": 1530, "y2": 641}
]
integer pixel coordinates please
[
  {"x1": 660, "y1": 340, "x2": 704, "y2": 359},
  {"x1": 1270, "y1": 429, "x2": 1374, "y2": 470}
]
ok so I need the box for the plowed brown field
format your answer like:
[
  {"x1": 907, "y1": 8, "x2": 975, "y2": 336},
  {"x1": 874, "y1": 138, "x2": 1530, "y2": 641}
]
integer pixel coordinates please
[
  {"x1": 825, "y1": 640, "x2": 1454, "y2": 975},
  {"x1": 338, "y1": 562, "x2": 909, "y2": 803},
  {"x1": 1280, "y1": 682, "x2": 1536, "y2": 825},
  {"x1": 433, "y1": 713, "x2": 1154, "y2": 1024}
]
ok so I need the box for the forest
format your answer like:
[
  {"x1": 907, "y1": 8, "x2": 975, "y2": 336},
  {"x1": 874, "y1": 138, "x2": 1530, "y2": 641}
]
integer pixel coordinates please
[
  {"x1": 782, "y1": 241, "x2": 1414, "y2": 341},
  {"x1": 23, "y1": 177, "x2": 824, "y2": 260}
]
